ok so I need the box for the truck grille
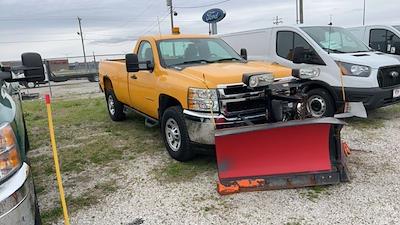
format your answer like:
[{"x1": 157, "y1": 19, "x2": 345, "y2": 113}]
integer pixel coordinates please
[
  {"x1": 218, "y1": 84, "x2": 266, "y2": 118},
  {"x1": 378, "y1": 65, "x2": 400, "y2": 88}
]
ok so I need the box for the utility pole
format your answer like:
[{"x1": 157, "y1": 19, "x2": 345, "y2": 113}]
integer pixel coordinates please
[
  {"x1": 273, "y1": 16, "x2": 283, "y2": 25},
  {"x1": 362, "y1": 0, "x2": 366, "y2": 25},
  {"x1": 296, "y1": 0, "x2": 299, "y2": 24},
  {"x1": 77, "y1": 17, "x2": 87, "y2": 66},
  {"x1": 166, "y1": 0, "x2": 174, "y2": 33},
  {"x1": 299, "y1": 0, "x2": 304, "y2": 24}
]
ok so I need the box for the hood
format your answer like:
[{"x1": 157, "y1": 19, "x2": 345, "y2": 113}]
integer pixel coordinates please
[
  {"x1": 330, "y1": 51, "x2": 400, "y2": 69},
  {"x1": 176, "y1": 62, "x2": 292, "y2": 87}
]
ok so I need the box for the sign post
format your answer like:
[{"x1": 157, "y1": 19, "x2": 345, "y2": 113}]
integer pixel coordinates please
[{"x1": 202, "y1": 8, "x2": 226, "y2": 35}]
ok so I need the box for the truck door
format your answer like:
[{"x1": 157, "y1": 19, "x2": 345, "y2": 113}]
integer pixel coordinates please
[{"x1": 128, "y1": 41, "x2": 158, "y2": 118}]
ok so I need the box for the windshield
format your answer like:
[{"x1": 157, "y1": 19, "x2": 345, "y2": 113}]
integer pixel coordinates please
[
  {"x1": 157, "y1": 38, "x2": 243, "y2": 67},
  {"x1": 301, "y1": 26, "x2": 370, "y2": 53}
]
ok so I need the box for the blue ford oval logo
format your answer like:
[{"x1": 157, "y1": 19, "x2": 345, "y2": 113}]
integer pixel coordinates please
[{"x1": 202, "y1": 8, "x2": 226, "y2": 23}]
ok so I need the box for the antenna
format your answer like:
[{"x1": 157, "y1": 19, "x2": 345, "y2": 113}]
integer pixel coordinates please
[
  {"x1": 157, "y1": 16, "x2": 162, "y2": 36},
  {"x1": 328, "y1": 15, "x2": 333, "y2": 54}
]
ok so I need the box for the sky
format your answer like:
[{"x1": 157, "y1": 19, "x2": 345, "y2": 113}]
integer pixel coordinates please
[{"x1": 1, "y1": 0, "x2": 399, "y2": 61}]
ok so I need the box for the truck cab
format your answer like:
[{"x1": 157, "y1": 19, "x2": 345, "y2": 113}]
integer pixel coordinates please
[
  {"x1": 0, "y1": 53, "x2": 45, "y2": 225},
  {"x1": 347, "y1": 25, "x2": 400, "y2": 61},
  {"x1": 221, "y1": 25, "x2": 400, "y2": 117}
]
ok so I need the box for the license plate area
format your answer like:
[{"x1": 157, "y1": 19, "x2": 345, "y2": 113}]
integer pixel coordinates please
[{"x1": 393, "y1": 88, "x2": 400, "y2": 98}]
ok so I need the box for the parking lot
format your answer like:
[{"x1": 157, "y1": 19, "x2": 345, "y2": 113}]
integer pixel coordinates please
[{"x1": 20, "y1": 80, "x2": 400, "y2": 225}]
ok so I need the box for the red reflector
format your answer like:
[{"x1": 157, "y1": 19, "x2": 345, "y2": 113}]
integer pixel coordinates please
[{"x1": 45, "y1": 94, "x2": 51, "y2": 104}]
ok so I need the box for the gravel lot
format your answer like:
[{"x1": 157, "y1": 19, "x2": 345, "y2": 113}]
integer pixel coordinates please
[{"x1": 24, "y1": 80, "x2": 400, "y2": 225}]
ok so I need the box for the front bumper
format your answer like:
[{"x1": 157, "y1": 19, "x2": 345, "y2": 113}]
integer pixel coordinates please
[
  {"x1": 0, "y1": 163, "x2": 36, "y2": 225},
  {"x1": 183, "y1": 110, "x2": 265, "y2": 145},
  {"x1": 333, "y1": 85, "x2": 400, "y2": 110}
]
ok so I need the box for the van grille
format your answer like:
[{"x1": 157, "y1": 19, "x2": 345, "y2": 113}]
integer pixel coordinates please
[{"x1": 378, "y1": 66, "x2": 400, "y2": 88}]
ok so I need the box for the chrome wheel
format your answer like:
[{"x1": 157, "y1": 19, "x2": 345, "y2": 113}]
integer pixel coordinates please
[
  {"x1": 165, "y1": 118, "x2": 181, "y2": 152},
  {"x1": 307, "y1": 95, "x2": 326, "y2": 117},
  {"x1": 108, "y1": 95, "x2": 115, "y2": 115}
]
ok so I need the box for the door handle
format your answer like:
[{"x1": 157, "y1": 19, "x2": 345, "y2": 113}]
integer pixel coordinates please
[{"x1": 130, "y1": 74, "x2": 137, "y2": 79}]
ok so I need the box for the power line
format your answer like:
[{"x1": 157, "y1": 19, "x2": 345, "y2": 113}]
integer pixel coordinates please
[{"x1": 175, "y1": 0, "x2": 231, "y2": 9}]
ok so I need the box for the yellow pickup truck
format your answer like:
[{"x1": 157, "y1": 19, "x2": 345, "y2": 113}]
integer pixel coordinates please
[{"x1": 99, "y1": 34, "x2": 306, "y2": 161}]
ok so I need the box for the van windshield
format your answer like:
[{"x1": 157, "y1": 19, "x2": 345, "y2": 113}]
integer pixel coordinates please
[
  {"x1": 301, "y1": 26, "x2": 370, "y2": 53},
  {"x1": 157, "y1": 38, "x2": 243, "y2": 67}
]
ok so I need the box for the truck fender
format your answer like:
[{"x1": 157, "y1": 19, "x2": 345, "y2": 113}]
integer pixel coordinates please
[{"x1": 158, "y1": 94, "x2": 182, "y2": 118}]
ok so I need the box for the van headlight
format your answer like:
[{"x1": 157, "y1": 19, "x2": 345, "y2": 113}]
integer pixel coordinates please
[
  {"x1": 242, "y1": 73, "x2": 274, "y2": 88},
  {"x1": 336, "y1": 61, "x2": 371, "y2": 77},
  {"x1": 188, "y1": 88, "x2": 219, "y2": 112},
  {"x1": 292, "y1": 68, "x2": 320, "y2": 79},
  {"x1": 0, "y1": 123, "x2": 22, "y2": 182}
]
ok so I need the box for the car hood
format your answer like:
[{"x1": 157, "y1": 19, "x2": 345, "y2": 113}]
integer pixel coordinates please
[
  {"x1": 330, "y1": 51, "x2": 400, "y2": 69},
  {"x1": 176, "y1": 61, "x2": 292, "y2": 87}
]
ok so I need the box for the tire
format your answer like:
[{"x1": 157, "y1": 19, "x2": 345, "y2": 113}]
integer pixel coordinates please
[
  {"x1": 161, "y1": 106, "x2": 195, "y2": 162},
  {"x1": 306, "y1": 88, "x2": 335, "y2": 117},
  {"x1": 106, "y1": 90, "x2": 125, "y2": 121},
  {"x1": 88, "y1": 75, "x2": 99, "y2": 82},
  {"x1": 34, "y1": 194, "x2": 42, "y2": 225}
]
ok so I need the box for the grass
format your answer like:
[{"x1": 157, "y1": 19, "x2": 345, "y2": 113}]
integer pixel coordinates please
[
  {"x1": 153, "y1": 156, "x2": 216, "y2": 183},
  {"x1": 23, "y1": 97, "x2": 164, "y2": 224},
  {"x1": 299, "y1": 186, "x2": 330, "y2": 202},
  {"x1": 344, "y1": 104, "x2": 400, "y2": 129}
]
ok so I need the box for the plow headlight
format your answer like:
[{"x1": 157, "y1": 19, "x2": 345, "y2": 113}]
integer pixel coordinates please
[
  {"x1": 242, "y1": 73, "x2": 274, "y2": 88},
  {"x1": 188, "y1": 88, "x2": 219, "y2": 112},
  {"x1": 0, "y1": 123, "x2": 22, "y2": 182}
]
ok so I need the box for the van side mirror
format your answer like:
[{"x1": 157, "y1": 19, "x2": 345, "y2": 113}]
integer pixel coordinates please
[
  {"x1": 240, "y1": 48, "x2": 248, "y2": 60},
  {"x1": 293, "y1": 47, "x2": 306, "y2": 64},
  {"x1": 126, "y1": 54, "x2": 140, "y2": 72},
  {"x1": 21, "y1": 53, "x2": 45, "y2": 82}
]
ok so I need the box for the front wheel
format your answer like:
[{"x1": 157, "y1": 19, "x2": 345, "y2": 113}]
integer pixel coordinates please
[
  {"x1": 161, "y1": 106, "x2": 195, "y2": 162},
  {"x1": 106, "y1": 90, "x2": 125, "y2": 121},
  {"x1": 306, "y1": 88, "x2": 335, "y2": 117}
]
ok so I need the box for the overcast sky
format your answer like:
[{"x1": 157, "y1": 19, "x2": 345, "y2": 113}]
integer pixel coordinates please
[{"x1": 1, "y1": 0, "x2": 399, "y2": 61}]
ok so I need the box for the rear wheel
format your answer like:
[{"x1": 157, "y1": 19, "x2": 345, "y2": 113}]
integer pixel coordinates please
[
  {"x1": 161, "y1": 106, "x2": 194, "y2": 161},
  {"x1": 106, "y1": 90, "x2": 125, "y2": 121},
  {"x1": 306, "y1": 88, "x2": 335, "y2": 117}
]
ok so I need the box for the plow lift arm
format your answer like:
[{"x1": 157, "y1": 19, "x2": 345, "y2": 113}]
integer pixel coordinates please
[{"x1": 214, "y1": 73, "x2": 350, "y2": 195}]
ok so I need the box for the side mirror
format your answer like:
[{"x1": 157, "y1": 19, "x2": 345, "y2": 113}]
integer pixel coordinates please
[
  {"x1": 292, "y1": 47, "x2": 306, "y2": 64},
  {"x1": 21, "y1": 53, "x2": 45, "y2": 82},
  {"x1": 126, "y1": 54, "x2": 140, "y2": 72},
  {"x1": 240, "y1": 48, "x2": 248, "y2": 60}
]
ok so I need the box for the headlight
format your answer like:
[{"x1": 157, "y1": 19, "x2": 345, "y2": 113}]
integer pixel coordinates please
[
  {"x1": 188, "y1": 88, "x2": 219, "y2": 112},
  {"x1": 336, "y1": 61, "x2": 371, "y2": 77},
  {"x1": 242, "y1": 73, "x2": 274, "y2": 88},
  {"x1": 292, "y1": 68, "x2": 320, "y2": 79},
  {"x1": 0, "y1": 123, "x2": 21, "y2": 182}
]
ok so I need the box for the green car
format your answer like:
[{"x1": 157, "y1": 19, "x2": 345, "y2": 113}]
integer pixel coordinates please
[{"x1": 0, "y1": 53, "x2": 45, "y2": 224}]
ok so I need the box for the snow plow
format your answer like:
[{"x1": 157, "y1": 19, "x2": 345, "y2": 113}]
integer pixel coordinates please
[{"x1": 214, "y1": 73, "x2": 350, "y2": 195}]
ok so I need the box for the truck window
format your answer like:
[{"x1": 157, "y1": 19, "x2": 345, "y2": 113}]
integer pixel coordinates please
[
  {"x1": 276, "y1": 31, "x2": 322, "y2": 64},
  {"x1": 158, "y1": 38, "x2": 242, "y2": 67},
  {"x1": 370, "y1": 29, "x2": 400, "y2": 54},
  {"x1": 138, "y1": 41, "x2": 154, "y2": 69}
]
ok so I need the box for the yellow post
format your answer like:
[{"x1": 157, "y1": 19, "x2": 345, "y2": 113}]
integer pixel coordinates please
[{"x1": 45, "y1": 94, "x2": 71, "y2": 225}]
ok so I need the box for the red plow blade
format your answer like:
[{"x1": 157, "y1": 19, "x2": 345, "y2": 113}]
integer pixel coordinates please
[{"x1": 215, "y1": 118, "x2": 349, "y2": 195}]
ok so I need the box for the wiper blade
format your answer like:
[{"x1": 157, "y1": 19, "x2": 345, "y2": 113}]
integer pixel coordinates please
[
  {"x1": 172, "y1": 59, "x2": 213, "y2": 66},
  {"x1": 211, "y1": 58, "x2": 242, "y2": 63},
  {"x1": 323, "y1": 48, "x2": 345, "y2": 53}
]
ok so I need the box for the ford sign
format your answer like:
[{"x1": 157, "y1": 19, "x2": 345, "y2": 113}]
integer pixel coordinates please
[{"x1": 202, "y1": 8, "x2": 226, "y2": 23}]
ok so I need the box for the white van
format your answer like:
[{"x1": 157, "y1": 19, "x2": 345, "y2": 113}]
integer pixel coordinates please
[
  {"x1": 348, "y1": 25, "x2": 400, "y2": 61},
  {"x1": 220, "y1": 25, "x2": 400, "y2": 117}
]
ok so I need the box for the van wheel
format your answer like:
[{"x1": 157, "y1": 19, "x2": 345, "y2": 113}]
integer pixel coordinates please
[
  {"x1": 106, "y1": 90, "x2": 125, "y2": 121},
  {"x1": 161, "y1": 106, "x2": 195, "y2": 162},
  {"x1": 306, "y1": 88, "x2": 335, "y2": 117}
]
